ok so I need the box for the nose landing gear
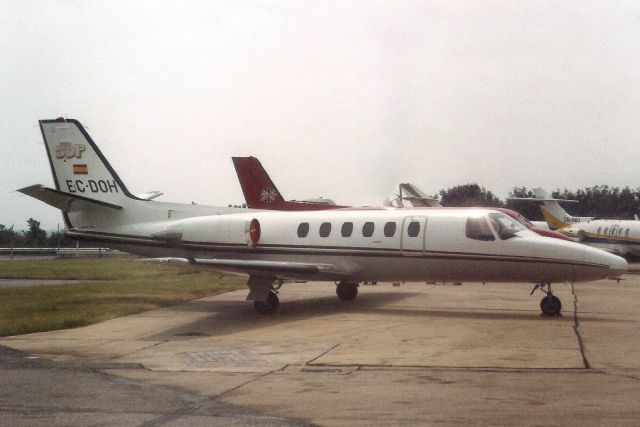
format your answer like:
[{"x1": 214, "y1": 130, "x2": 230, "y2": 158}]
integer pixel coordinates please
[{"x1": 531, "y1": 282, "x2": 562, "y2": 316}]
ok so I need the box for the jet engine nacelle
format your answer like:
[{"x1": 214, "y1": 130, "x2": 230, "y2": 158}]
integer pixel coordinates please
[{"x1": 178, "y1": 215, "x2": 261, "y2": 248}]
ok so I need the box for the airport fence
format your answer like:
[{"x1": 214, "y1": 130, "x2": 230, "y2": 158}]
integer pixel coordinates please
[{"x1": 0, "y1": 247, "x2": 132, "y2": 258}]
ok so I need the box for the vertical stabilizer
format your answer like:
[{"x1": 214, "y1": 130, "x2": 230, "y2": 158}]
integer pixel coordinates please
[
  {"x1": 398, "y1": 183, "x2": 442, "y2": 207},
  {"x1": 232, "y1": 157, "x2": 286, "y2": 209},
  {"x1": 39, "y1": 118, "x2": 139, "y2": 207},
  {"x1": 531, "y1": 188, "x2": 592, "y2": 229}
]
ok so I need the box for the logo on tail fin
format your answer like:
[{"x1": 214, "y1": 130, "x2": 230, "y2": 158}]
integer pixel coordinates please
[
  {"x1": 260, "y1": 188, "x2": 278, "y2": 203},
  {"x1": 55, "y1": 142, "x2": 86, "y2": 159}
]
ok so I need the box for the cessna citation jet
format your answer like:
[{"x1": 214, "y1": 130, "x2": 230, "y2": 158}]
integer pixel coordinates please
[{"x1": 19, "y1": 119, "x2": 626, "y2": 316}]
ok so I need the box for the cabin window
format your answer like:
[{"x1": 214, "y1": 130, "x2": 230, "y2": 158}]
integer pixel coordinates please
[
  {"x1": 597, "y1": 227, "x2": 601, "y2": 234},
  {"x1": 604, "y1": 227, "x2": 609, "y2": 234},
  {"x1": 297, "y1": 222, "x2": 309, "y2": 238},
  {"x1": 319, "y1": 222, "x2": 332, "y2": 237},
  {"x1": 362, "y1": 222, "x2": 375, "y2": 237},
  {"x1": 626, "y1": 229, "x2": 630, "y2": 237},
  {"x1": 619, "y1": 228, "x2": 624, "y2": 235},
  {"x1": 466, "y1": 217, "x2": 495, "y2": 241},
  {"x1": 341, "y1": 222, "x2": 353, "y2": 237},
  {"x1": 407, "y1": 221, "x2": 420, "y2": 237},
  {"x1": 384, "y1": 222, "x2": 397, "y2": 237}
]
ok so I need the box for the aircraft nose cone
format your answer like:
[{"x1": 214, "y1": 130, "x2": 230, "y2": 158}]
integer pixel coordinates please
[{"x1": 608, "y1": 254, "x2": 628, "y2": 278}]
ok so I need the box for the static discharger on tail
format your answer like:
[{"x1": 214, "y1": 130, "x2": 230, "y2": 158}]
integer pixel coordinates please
[{"x1": 19, "y1": 118, "x2": 627, "y2": 316}]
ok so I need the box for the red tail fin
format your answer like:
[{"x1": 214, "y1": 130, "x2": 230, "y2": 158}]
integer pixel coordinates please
[{"x1": 232, "y1": 157, "x2": 286, "y2": 208}]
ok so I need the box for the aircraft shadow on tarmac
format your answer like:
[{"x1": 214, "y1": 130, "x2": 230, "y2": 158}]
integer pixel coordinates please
[
  {"x1": 151, "y1": 291, "x2": 419, "y2": 339},
  {"x1": 146, "y1": 290, "x2": 620, "y2": 341}
]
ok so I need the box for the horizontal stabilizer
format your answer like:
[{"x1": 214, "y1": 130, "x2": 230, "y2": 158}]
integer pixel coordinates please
[
  {"x1": 139, "y1": 257, "x2": 347, "y2": 278},
  {"x1": 18, "y1": 184, "x2": 123, "y2": 212},
  {"x1": 135, "y1": 190, "x2": 164, "y2": 200}
]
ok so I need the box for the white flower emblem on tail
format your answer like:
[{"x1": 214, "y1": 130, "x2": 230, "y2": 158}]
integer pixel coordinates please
[{"x1": 260, "y1": 188, "x2": 278, "y2": 203}]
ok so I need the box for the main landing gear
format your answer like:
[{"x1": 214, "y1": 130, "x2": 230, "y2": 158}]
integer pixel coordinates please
[
  {"x1": 247, "y1": 277, "x2": 281, "y2": 315},
  {"x1": 336, "y1": 281, "x2": 359, "y2": 301},
  {"x1": 530, "y1": 282, "x2": 562, "y2": 316},
  {"x1": 254, "y1": 289, "x2": 279, "y2": 315},
  {"x1": 247, "y1": 278, "x2": 361, "y2": 314}
]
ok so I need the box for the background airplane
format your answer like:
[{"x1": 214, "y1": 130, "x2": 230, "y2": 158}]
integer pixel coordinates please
[
  {"x1": 20, "y1": 119, "x2": 626, "y2": 316},
  {"x1": 232, "y1": 156, "x2": 345, "y2": 210},
  {"x1": 511, "y1": 188, "x2": 592, "y2": 229},
  {"x1": 512, "y1": 188, "x2": 640, "y2": 257},
  {"x1": 392, "y1": 183, "x2": 571, "y2": 241},
  {"x1": 391, "y1": 183, "x2": 441, "y2": 208}
]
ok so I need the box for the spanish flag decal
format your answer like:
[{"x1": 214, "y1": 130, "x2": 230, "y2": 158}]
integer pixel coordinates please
[{"x1": 73, "y1": 164, "x2": 88, "y2": 175}]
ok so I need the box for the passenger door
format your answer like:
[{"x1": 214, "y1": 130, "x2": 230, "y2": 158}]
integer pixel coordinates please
[{"x1": 609, "y1": 225, "x2": 619, "y2": 240}]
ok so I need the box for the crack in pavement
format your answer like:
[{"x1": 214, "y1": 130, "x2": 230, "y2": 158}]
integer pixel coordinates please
[{"x1": 571, "y1": 283, "x2": 591, "y2": 369}]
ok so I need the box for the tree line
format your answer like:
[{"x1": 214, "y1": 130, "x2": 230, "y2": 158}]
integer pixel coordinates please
[
  {"x1": 0, "y1": 219, "x2": 75, "y2": 248},
  {"x1": 5, "y1": 184, "x2": 640, "y2": 247},
  {"x1": 438, "y1": 184, "x2": 640, "y2": 221}
]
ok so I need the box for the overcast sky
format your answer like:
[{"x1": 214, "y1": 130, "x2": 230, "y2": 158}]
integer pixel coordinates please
[{"x1": 3, "y1": 0, "x2": 640, "y2": 230}]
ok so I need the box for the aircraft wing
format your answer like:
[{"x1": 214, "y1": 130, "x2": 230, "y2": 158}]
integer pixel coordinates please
[
  {"x1": 18, "y1": 184, "x2": 123, "y2": 211},
  {"x1": 140, "y1": 257, "x2": 350, "y2": 279}
]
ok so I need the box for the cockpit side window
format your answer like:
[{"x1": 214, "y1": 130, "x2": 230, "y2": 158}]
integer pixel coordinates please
[
  {"x1": 488, "y1": 213, "x2": 527, "y2": 240},
  {"x1": 466, "y1": 217, "x2": 495, "y2": 241}
]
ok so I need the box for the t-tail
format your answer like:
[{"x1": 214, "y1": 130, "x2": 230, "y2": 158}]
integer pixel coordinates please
[
  {"x1": 232, "y1": 157, "x2": 287, "y2": 209},
  {"x1": 510, "y1": 188, "x2": 592, "y2": 230},
  {"x1": 232, "y1": 156, "x2": 343, "y2": 210},
  {"x1": 19, "y1": 118, "x2": 141, "y2": 229},
  {"x1": 19, "y1": 118, "x2": 236, "y2": 232},
  {"x1": 396, "y1": 183, "x2": 442, "y2": 208}
]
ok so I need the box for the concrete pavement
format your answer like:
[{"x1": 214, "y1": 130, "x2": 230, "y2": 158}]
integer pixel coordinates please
[{"x1": 2, "y1": 277, "x2": 640, "y2": 425}]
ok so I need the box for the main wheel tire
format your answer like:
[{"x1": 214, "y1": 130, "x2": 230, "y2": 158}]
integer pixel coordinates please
[
  {"x1": 254, "y1": 290, "x2": 279, "y2": 314},
  {"x1": 336, "y1": 283, "x2": 358, "y2": 301},
  {"x1": 540, "y1": 295, "x2": 562, "y2": 315}
]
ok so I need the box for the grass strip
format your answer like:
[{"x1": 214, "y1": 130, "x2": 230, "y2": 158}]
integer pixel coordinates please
[{"x1": 0, "y1": 258, "x2": 245, "y2": 336}]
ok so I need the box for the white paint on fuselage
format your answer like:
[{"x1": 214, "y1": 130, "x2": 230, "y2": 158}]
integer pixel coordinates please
[{"x1": 85, "y1": 208, "x2": 626, "y2": 284}]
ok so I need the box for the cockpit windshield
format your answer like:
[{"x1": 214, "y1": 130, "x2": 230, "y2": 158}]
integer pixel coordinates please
[
  {"x1": 488, "y1": 212, "x2": 527, "y2": 240},
  {"x1": 515, "y1": 214, "x2": 533, "y2": 228},
  {"x1": 466, "y1": 216, "x2": 495, "y2": 241}
]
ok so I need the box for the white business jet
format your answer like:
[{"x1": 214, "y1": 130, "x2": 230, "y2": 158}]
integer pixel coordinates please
[
  {"x1": 515, "y1": 189, "x2": 640, "y2": 257},
  {"x1": 19, "y1": 119, "x2": 626, "y2": 316}
]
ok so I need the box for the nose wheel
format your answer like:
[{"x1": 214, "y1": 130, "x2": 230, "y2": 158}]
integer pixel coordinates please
[{"x1": 531, "y1": 282, "x2": 562, "y2": 316}]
